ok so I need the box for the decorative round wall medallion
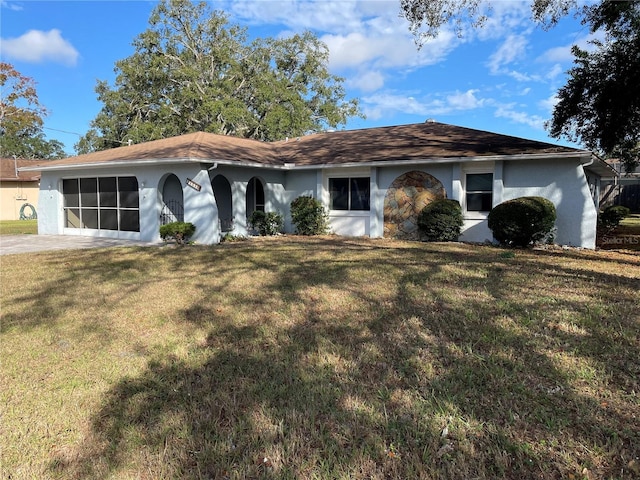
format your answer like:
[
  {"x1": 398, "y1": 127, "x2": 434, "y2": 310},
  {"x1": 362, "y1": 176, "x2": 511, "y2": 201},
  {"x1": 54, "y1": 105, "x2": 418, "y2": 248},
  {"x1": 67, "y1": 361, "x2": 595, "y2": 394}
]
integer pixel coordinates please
[{"x1": 383, "y1": 171, "x2": 445, "y2": 240}]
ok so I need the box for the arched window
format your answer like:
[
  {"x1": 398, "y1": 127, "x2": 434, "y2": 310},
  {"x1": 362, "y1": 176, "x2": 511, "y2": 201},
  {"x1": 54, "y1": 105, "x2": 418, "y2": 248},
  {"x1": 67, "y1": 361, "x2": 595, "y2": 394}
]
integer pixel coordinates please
[
  {"x1": 246, "y1": 177, "x2": 265, "y2": 217},
  {"x1": 160, "y1": 174, "x2": 184, "y2": 225},
  {"x1": 212, "y1": 174, "x2": 233, "y2": 232}
]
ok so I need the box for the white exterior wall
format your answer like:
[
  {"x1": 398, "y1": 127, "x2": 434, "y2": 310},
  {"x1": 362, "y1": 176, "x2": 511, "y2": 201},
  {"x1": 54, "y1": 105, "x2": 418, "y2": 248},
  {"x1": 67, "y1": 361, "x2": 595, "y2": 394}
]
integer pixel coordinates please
[
  {"x1": 36, "y1": 164, "x2": 287, "y2": 245},
  {"x1": 501, "y1": 159, "x2": 597, "y2": 248},
  {"x1": 283, "y1": 170, "x2": 318, "y2": 233},
  {"x1": 37, "y1": 172, "x2": 63, "y2": 235},
  {"x1": 210, "y1": 166, "x2": 286, "y2": 237},
  {"x1": 314, "y1": 159, "x2": 596, "y2": 248},
  {"x1": 35, "y1": 155, "x2": 598, "y2": 248}
]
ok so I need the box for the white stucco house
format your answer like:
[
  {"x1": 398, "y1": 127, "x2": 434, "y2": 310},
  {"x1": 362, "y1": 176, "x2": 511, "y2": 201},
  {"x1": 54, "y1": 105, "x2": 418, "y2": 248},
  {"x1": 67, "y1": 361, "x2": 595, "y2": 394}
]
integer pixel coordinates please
[{"x1": 21, "y1": 122, "x2": 614, "y2": 248}]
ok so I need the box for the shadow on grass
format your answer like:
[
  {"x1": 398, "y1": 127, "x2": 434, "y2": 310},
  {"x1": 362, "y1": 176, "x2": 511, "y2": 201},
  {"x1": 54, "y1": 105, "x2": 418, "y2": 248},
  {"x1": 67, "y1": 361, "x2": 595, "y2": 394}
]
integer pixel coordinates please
[{"x1": 4, "y1": 238, "x2": 638, "y2": 479}]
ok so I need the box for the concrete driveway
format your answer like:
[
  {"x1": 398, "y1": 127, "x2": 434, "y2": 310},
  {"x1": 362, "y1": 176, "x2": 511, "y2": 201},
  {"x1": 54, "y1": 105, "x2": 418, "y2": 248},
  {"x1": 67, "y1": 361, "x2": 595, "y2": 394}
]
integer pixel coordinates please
[{"x1": 0, "y1": 235, "x2": 161, "y2": 255}]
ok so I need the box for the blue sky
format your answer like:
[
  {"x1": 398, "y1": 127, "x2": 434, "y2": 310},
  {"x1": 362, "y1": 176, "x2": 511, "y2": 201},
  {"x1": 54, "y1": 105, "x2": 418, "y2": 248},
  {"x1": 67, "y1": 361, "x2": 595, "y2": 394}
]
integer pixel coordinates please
[{"x1": 1, "y1": 0, "x2": 600, "y2": 156}]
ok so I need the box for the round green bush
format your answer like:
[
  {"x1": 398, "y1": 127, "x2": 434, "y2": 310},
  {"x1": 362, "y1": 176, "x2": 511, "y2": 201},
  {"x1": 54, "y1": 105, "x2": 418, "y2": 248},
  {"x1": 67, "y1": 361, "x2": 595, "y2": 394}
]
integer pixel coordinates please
[
  {"x1": 159, "y1": 221, "x2": 196, "y2": 245},
  {"x1": 488, "y1": 196, "x2": 556, "y2": 247},
  {"x1": 417, "y1": 199, "x2": 463, "y2": 242},
  {"x1": 248, "y1": 210, "x2": 284, "y2": 236},
  {"x1": 599, "y1": 205, "x2": 630, "y2": 230},
  {"x1": 290, "y1": 196, "x2": 328, "y2": 235}
]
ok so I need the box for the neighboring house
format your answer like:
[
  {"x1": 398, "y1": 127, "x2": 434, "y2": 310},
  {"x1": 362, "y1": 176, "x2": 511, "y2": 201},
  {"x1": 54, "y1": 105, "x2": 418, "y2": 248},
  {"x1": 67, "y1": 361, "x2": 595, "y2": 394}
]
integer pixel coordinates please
[
  {"x1": 599, "y1": 159, "x2": 640, "y2": 212},
  {"x1": 0, "y1": 158, "x2": 41, "y2": 221},
  {"x1": 20, "y1": 121, "x2": 614, "y2": 248}
]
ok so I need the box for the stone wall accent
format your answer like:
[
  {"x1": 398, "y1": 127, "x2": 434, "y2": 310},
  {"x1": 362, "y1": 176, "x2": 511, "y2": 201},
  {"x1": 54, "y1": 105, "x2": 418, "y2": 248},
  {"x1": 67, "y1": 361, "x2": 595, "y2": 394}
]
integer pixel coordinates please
[{"x1": 383, "y1": 171, "x2": 446, "y2": 240}]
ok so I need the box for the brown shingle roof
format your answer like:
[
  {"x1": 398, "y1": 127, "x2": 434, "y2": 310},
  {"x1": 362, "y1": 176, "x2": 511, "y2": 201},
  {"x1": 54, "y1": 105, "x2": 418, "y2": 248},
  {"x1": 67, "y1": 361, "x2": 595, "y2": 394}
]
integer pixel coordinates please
[
  {"x1": 275, "y1": 122, "x2": 581, "y2": 165},
  {"x1": 22, "y1": 131, "x2": 279, "y2": 169},
  {"x1": 21, "y1": 122, "x2": 586, "y2": 172},
  {"x1": 0, "y1": 158, "x2": 41, "y2": 181}
]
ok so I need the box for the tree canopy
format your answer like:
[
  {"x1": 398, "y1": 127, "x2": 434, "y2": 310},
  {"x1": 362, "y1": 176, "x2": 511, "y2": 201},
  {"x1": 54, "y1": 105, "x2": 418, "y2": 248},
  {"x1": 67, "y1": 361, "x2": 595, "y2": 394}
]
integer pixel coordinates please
[
  {"x1": 547, "y1": 1, "x2": 640, "y2": 172},
  {"x1": 400, "y1": 0, "x2": 575, "y2": 42},
  {"x1": 399, "y1": 0, "x2": 640, "y2": 172},
  {"x1": 78, "y1": 0, "x2": 362, "y2": 153},
  {"x1": 0, "y1": 62, "x2": 65, "y2": 159}
]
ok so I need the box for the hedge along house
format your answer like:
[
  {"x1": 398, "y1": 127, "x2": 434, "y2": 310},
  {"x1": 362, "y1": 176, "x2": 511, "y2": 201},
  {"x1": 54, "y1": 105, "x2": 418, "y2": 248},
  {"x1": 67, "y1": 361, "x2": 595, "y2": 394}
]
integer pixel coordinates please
[{"x1": 21, "y1": 122, "x2": 614, "y2": 248}]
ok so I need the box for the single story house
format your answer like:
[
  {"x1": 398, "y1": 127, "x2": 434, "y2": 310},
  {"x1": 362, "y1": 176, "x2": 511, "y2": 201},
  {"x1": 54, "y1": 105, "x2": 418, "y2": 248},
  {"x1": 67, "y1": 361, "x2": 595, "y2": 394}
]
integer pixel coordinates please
[
  {"x1": 21, "y1": 121, "x2": 615, "y2": 248},
  {"x1": 1, "y1": 158, "x2": 41, "y2": 221}
]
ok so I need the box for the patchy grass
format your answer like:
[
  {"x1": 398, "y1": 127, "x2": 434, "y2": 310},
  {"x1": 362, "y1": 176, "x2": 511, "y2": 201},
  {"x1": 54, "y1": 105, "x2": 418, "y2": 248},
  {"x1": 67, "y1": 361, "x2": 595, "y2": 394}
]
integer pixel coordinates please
[
  {"x1": 619, "y1": 214, "x2": 640, "y2": 233},
  {"x1": 1, "y1": 237, "x2": 639, "y2": 479},
  {"x1": 600, "y1": 214, "x2": 640, "y2": 251},
  {"x1": 0, "y1": 219, "x2": 37, "y2": 235}
]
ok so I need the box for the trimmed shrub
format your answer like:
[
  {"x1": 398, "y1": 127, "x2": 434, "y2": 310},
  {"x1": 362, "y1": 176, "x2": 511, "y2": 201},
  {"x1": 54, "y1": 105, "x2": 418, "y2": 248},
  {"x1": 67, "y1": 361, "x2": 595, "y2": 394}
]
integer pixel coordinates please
[
  {"x1": 599, "y1": 205, "x2": 630, "y2": 231},
  {"x1": 221, "y1": 233, "x2": 248, "y2": 242},
  {"x1": 159, "y1": 221, "x2": 196, "y2": 245},
  {"x1": 290, "y1": 195, "x2": 329, "y2": 235},
  {"x1": 488, "y1": 196, "x2": 556, "y2": 247},
  {"x1": 417, "y1": 199, "x2": 463, "y2": 242},
  {"x1": 248, "y1": 210, "x2": 284, "y2": 236}
]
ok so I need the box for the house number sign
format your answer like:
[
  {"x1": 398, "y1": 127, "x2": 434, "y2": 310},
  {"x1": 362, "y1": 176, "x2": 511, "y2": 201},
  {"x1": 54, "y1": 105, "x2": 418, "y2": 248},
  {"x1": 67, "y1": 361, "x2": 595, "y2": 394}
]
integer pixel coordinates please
[{"x1": 186, "y1": 178, "x2": 202, "y2": 191}]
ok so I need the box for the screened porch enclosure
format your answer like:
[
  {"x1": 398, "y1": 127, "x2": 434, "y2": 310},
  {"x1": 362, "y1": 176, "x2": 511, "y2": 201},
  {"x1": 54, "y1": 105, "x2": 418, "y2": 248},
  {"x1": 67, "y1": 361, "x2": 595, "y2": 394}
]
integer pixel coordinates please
[{"x1": 62, "y1": 176, "x2": 140, "y2": 232}]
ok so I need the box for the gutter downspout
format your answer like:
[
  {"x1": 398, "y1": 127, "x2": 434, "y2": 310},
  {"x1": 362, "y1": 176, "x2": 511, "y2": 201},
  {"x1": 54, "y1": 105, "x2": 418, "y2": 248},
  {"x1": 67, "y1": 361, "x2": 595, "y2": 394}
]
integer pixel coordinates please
[
  {"x1": 580, "y1": 153, "x2": 595, "y2": 169},
  {"x1": 581, "y1": 154, "x2": 598, "y2": 209}
]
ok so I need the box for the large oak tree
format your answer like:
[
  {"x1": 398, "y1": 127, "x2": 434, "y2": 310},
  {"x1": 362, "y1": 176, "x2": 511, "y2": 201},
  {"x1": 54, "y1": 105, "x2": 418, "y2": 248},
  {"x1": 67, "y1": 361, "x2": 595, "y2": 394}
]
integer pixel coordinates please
[
  {"x1": 78, "y1": 0, "x2": 361, "y2": 153},
  {"x1": 400, "y1": 0, "x2": 640, "y2": 172}
]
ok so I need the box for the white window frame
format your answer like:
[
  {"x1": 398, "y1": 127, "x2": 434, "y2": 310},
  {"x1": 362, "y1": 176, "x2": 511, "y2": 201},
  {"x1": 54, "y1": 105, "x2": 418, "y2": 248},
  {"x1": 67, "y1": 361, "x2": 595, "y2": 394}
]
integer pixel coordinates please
[
  {"x1": 462, "y1": 164, "x2": 494, "y2": 219},
  {"x1": 324, "y1": 169, "x2": 371, "y2": 214}
]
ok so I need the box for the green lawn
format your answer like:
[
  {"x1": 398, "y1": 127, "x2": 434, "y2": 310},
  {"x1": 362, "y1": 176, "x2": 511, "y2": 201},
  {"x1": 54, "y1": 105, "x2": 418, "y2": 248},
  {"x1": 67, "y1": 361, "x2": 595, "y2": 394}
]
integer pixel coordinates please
[
  {"x1": 619, "y1": 213, "x2": 640, "y2": 232},
  {"x1": 1, "y1": 237, "x2": 639, "y2": 479},
  {"x1": 0, "y1": 219, "x2": 38, "y2": 235}
]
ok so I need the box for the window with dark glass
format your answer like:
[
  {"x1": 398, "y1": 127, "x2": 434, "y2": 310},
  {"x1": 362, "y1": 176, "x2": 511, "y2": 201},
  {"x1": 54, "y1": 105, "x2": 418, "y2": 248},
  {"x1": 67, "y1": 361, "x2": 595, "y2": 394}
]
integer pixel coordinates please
[
  {"x1": 466, "y1": 173, "x2": 493, "y2": 212},
  {"x1": 329, "y1": 177, "x2": 370, "y2": 211},
  {"x1": 62, "y1": 176, "x2": 139, "y2": 232},
  {"x1": 63, "y1": 179, "x2": 81, "y2": 228}
]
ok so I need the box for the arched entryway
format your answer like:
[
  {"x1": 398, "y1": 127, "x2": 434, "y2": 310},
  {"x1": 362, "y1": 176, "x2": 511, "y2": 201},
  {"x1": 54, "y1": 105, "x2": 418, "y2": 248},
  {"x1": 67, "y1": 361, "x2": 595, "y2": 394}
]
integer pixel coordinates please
[
  {"x1": 383, "y1": 171, "x2": 446, "y2": 240},
  {"x1": 246, "y1": 177, "x2": 265, "y2": 218},
  {"x1": 212, "y1": 174, "x2": 233, "y2": 232},
  {"x1": 159, "y1": 174, "x2": 184, "y2": 224}
]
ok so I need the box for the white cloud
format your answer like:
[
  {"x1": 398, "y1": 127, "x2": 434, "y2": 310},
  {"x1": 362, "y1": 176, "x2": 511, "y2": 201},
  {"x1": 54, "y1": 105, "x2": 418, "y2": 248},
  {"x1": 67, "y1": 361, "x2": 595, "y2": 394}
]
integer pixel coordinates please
[
  {"x1": 538, "y1": 94, "x2": 559, "y2": 113},
  {"x1": 487, "y1": 34, "x2": 528, "y2": 74},
  {"x1": 362, "y1": 92, "x2": 431, "y2": 119},
  {"x1": 507, "y1": 70, "x2": 537, "y2": 82},
  {"x1": 322, "y1": 32, "x2": 380, "y2": 69},
  {"x1": 1, "y1": 1, "x2": 23, "y2": 11},
  {"x1": 545, "y1": 63, "x2": 564, "y2": 80},
  {"x1": 447, "y1": 89, "x2": 485, "y2": 110},
  {"x1": 538, "y1": 30, "x2": 607, "y2": 63},
  {"x1": 348, "y1": 70, "x2": 385, "y2": 92},
  {"x1": 495, "y1": 104, "x2": 545, "y2": 129},
  {"x1": 362, "y1": 89, "x2": 491, "y2": 118},
  {"x1": 229, "y1": 0, "x2": 388, "y2": 34},
  {"x1": 320, "y1": 20, "x2": 459, "y2": 73},
  {"x1": 541, "y1": 44, "x2": 575, "y2": 63},
  {"x1": 474, "y1": 0, "x2": 532, "y2": 41},
  {"x1": 229, "y1": 0, "x2": 461, "y2": 88},
  {"x1": 0, "y1": 29, "x2": 79, "y2": 66}
]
